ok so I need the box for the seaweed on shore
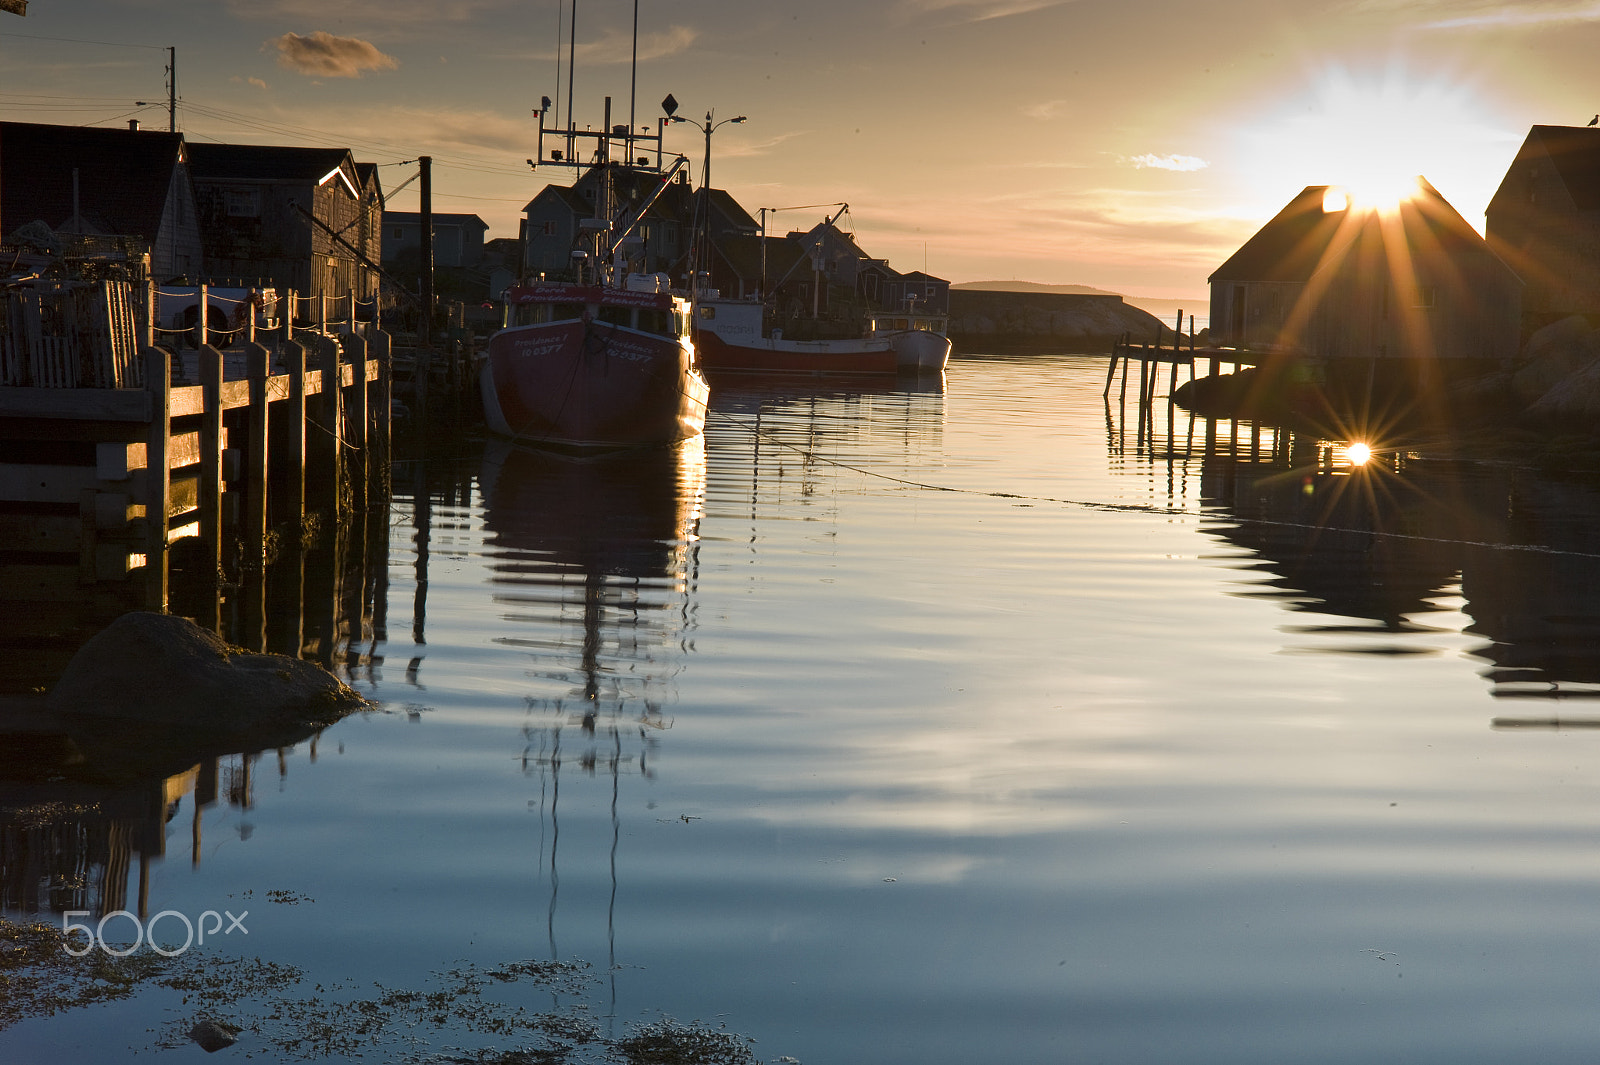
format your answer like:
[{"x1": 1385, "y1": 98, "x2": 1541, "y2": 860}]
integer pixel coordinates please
[{"x1": 1, "y1": 917, "x2": 778, "y2": 1063}]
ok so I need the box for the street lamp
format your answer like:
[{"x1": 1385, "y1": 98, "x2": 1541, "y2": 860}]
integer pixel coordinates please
[{"x1": 669, "y1": 109, "x2": 746, "y2": 297}]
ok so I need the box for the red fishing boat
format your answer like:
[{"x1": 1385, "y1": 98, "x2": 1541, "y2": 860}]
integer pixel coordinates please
[
  {"x1": 481, "y1": 277, "x2": 708, "y2": 448},
  {"x1": 692, "y1": 296, "x2": 950, "y2": 376}
]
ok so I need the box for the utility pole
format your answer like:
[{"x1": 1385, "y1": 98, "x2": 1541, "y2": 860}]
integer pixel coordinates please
[
  {"x1": 413, "y1": 155, "x2": 435, "y2": 426},
  {"x1": 419, "y1": 155, "x2": 434, "y2": 351},
  {"x1": 167, "y1": 46, "x2": 176, "y2": 132}
]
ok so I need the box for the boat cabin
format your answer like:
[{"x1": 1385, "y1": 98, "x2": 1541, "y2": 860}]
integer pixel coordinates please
[
  {"x1": 503, "y1": 277, "x2": 688, "y2": 340},
  {"x1": 868, "y1": 312, "x2": 948, "y2": 337}
]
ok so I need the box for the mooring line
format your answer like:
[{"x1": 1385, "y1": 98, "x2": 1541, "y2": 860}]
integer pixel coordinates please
[{"x1": 706, "y1": 408, "x2": 1600, "y2": 562}]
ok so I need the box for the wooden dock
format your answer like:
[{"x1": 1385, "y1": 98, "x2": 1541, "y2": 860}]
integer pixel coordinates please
[{"x1": 0, "y1": 279, "x2": 392, "y2": 640}]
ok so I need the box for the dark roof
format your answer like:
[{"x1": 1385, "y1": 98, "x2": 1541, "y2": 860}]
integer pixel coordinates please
[
  {"x1": 1528, "y1": 125, "x2": 1600, "y2": 210},
  {"x1": 187, "y1": 142, "x2": 354, "y2": 187},
  {"x1": 384, "y1": 211, "x2": 488, "y2": 228},
  {"x1": 1210, "y1": 186, "x2": 1348, "y2": 283},
  {"x1": 1212, "y1": 179, "x2": 1495, "y2": 284},
  {"x1": 0, "y1": 120, "x2": 185, "y2": 240},
  {"x1": 712, "y1": 234, "x2": 805, "y2": 282},
  {"x1": 355, "y1": 161, "x2": 384, "y2": 206}
]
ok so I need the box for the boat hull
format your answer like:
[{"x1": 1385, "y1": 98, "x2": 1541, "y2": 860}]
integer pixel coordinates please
[
  {"x1": 481, "y1": 320, "x2": 709, "y2": 448},
  {"x1": 694, "y1": 329, "x2": 900, "y2": 375},
  {"x1": 888, "y1": 330, "x2": 952, "y2": 373}
]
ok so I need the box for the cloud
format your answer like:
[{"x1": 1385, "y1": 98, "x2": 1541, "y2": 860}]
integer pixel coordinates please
[
  {"x1": 1357, "y1": 0, "x2": 1600, "y2": 29},
  {"x1": 1128, "y1": 153, "x2": 1210, "y2": 172},
  {"x1": 231, "y1": 75, "x2": 272, "y2": 90},
  {"x1": 1423, "y1": 2, "x2": 1600, "y2": 29},
  {"x1": 230, "y1": 0, "x2": 500, "y2": 25},
  {"x1": 896, "y1": 0, "x2": 1072, "y2": 20},
  {"x1": 511, "y1": 25, "x2": 697, "y2": 65},
  {"x1": 1023, "y1": 99, "x2": 1072, "y2": 120},
  {"x1": 267, "y1": 32, "x2": 400, "y2": 78}
]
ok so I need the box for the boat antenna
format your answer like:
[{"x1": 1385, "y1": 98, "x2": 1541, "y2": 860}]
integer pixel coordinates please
[{"x1": 628, "y1": 0, "x2": 638, "y2": 166}]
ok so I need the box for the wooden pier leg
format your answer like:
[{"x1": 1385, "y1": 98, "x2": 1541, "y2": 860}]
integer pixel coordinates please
[
  {"x1": 371, "y1": 328, "x2": 392, "y2": 501},
  {"x1": 347, "y1": 333, "x2": 369, "y2": 511},
  {"x1": 199, "y1": 343, "x2": 225, "y2": 632},
  {"x1": 1103, "y1": 337, "x2": 1120, "y2": 397},
  {"x1": 312, "y1": 334, "x2": 344, "y2": 520},
  {"x1": 244, "y1": 341, "x2": 272, "y2": 650},
  {"x1": 284, "y1": 339, "x2": 307, "y2": 529},
  {"x1": 143, "y1": 345, "x2": 171, "y2": 612}
]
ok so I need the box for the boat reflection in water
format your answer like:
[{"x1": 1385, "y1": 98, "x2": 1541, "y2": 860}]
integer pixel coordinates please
[{"x1": 477, "y1": 437, "x2": 705, "y2": 976}]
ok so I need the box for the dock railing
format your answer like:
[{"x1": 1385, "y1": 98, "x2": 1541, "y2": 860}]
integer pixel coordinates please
[{"x1": 0, "y1": 277, "x2": 392, "y2": 620}]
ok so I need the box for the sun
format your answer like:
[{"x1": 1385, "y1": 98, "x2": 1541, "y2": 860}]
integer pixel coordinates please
[{"x1": 1230, "y1": 62, "x2": 1512, "y2": 228}]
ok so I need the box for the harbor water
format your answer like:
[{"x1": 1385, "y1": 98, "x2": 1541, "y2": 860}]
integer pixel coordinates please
[{"x1": 9, "y1": 354, "x2": 1600, "y2": 1063}]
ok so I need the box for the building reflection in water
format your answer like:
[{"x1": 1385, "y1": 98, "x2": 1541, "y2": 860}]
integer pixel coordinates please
[
  {"x1": 476, "y1": 438, "x2": 705, "y2": 992},
  {"x1": 1126, "y1": 398, "x2": 1600, "y2": 713},
  {"x1": 0, "y1": 508, "x2": 388, "y2": 920}
]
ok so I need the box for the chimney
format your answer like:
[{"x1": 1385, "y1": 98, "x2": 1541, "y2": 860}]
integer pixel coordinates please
[{"x1": 128, "y1": 119, "x2": 140, "y2": 131}]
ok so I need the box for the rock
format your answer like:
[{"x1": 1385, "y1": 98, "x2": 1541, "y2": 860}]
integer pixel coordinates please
[
  {"x1": 1512, "y1": 315, "x2": 1600, "y2": 403},
  {"x1": 946, "y1": 291, "x2": 1168, "y2": 354},
  {"x1": 1528, "y1": 355, "x2": 1600, "y2": 421},
  {"x1": 189, "y1": 1019, "x2": 241, "y2": 1053},
  {"x1": 48, "y1": 612, "x2": 363, "y2": 732},
  {"x1": 30, "y1": 612, "x2": 370, "y2": 782}
]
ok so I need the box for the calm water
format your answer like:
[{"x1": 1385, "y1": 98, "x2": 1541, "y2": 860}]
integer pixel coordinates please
[{"x1": 10, "y1": 355, "x2": 1600, "y2": 1062}]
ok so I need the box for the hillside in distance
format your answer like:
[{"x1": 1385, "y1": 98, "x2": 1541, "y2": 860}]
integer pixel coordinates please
[{"x1": 952, "y1": 280, "x2": 1122, "y2": 296}]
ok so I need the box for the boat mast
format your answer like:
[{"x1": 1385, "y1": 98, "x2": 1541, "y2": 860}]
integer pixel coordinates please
[{"x1": 565, "y1": 0, "x2": 577, "y2": 168}]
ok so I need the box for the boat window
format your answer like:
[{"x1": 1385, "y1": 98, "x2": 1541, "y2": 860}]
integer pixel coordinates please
[
  {"x1": 553, "y1": 303, "x2": 585, "y2": 321},
  {"x1": 598, "y1": 304, "x2": 632, "y2": 327},
  {"x1": 895, "y1": 318, "x2": 908, "y2": 330},
  {"x1": 637, "y1": 307, "x2": 672, "y2": 336},
  {"x1": 698, "y1": 305, "x2": 716, "y2": 320}
]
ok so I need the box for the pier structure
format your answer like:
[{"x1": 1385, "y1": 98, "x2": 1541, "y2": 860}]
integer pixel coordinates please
[{"x1": 0, "y1": 276, "x2": 392, "y2": 663}]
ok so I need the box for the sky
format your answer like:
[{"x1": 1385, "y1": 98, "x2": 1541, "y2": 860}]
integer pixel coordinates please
[{"x1": 3, "y1": 0, "x2": 1599, "y2": 299}]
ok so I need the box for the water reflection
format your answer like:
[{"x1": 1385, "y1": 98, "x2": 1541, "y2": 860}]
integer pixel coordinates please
[
  {"x1": 1158, "y1": 409, "x2": 1600, "y2": 706},
  {"x1": 0, "y1": 514, "x2": 385, "y2": 920},
  {"x1": 477, "y1": 438, "x2": 705, "y2": 974}
]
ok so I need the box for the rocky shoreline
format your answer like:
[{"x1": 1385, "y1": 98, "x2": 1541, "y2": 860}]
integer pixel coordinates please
[{"x1": 947, "y1": 290, "x2": 1186, "y2": 355}]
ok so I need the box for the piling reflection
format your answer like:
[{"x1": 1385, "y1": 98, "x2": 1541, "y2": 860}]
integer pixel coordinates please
[
  {"x1": 1161, "y1": 411, "x2": 1600, "y2": 707},
  {"x1": 0, "y1": 513, "x2": 387, "y2": 920}
]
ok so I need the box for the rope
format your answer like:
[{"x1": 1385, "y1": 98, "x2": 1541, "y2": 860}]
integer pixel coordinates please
[{"x1": 705, "y1": 408, "x2": 1600, "y2": 562}]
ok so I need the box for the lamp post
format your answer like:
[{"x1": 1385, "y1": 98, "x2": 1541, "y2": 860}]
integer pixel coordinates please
[{"x1": 670, "y1": 109, "x2": 746, "y2": 299}]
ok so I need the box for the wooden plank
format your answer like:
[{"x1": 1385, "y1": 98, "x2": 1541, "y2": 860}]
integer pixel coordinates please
[
  {"x1": 91, "y1": 492, "x2": 143, "y2": 530},
  {"x1": 96, "y1": 430, "x2": 203, "y2": 480},
  {"x1": 0, "y1": 513, "x2": 82, "y2": 552},
  {"x1": 0, "y1": 563, "x2": 85, "y2": 600},
  {"x1": 0, "y1": 386, "x2": 151, "y2": 421},
  {"x1": 0, "y1": 463, "x2": 103, "y2": 504}
]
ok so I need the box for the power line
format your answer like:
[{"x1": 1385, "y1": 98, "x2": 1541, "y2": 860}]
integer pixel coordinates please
[{"x1": 0, "y1": 30, "x2": 165, "y2": 50}]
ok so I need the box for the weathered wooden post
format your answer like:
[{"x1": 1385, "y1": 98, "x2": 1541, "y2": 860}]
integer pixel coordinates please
[
  {"x1": 243, "y1": 339, "x2": 271, "y2": 651},
  {"x1": 282, "y1": 326, "x2": 307, "y2": 528},
  {"x1": 347, "y1": 331, "x2": 369, "y2": 510},
  {"x1": 199, "y1": 341, "x2": 225, "y2": 631},
  {"x1": 369, "y1": 326, "x2": 392, "y2": 502},
  {"x1": 142, "y1": 343, "x2": 171, "y2": 612},
  {"x1": 308, "y1": 331, "x2": 343, "y2": 520}
]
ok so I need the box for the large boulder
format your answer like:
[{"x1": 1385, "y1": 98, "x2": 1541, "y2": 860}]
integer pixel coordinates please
[
  {"x1": 1513, "y1": 316, "x2": 1600, "y2": 403},
  {"x1": 6, "y1": 612, "x2": 370, "y2": 783}
]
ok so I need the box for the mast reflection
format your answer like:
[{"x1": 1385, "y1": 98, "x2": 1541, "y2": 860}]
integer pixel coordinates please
[{"x1": 477, "y1": 438, "x2": 705, "y2": 1006}]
